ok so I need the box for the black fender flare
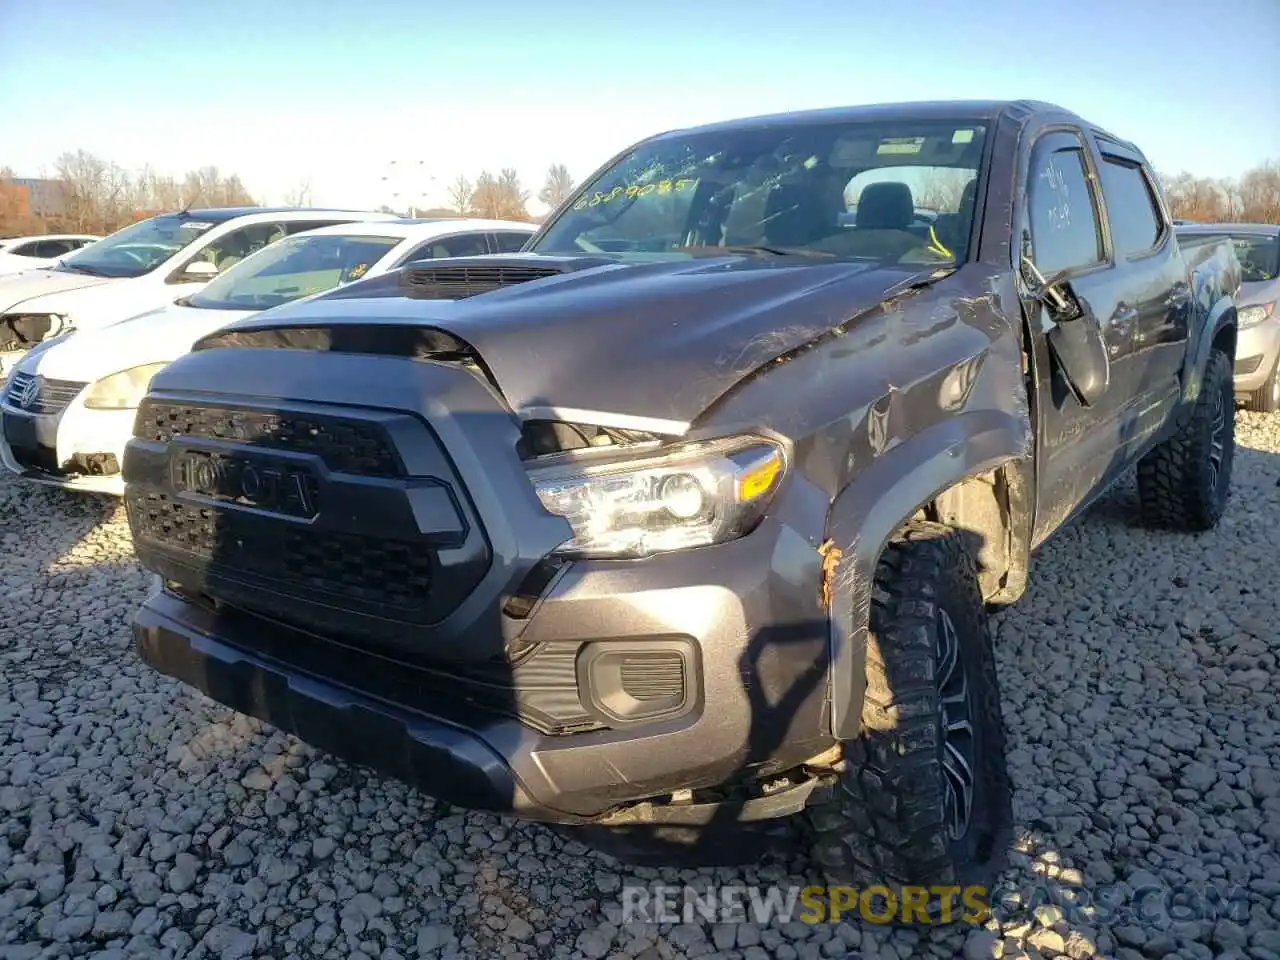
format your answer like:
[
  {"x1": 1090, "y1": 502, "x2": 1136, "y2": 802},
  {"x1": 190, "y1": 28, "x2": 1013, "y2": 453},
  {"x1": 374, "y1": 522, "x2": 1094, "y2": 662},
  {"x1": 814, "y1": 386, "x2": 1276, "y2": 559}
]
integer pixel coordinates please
[
  {"x1": 1181, "y1": 295, "x2": 1237, "y2": 405},
  {"x1": 823, "y1": 409, "x2": 1029, "y2": 740}
]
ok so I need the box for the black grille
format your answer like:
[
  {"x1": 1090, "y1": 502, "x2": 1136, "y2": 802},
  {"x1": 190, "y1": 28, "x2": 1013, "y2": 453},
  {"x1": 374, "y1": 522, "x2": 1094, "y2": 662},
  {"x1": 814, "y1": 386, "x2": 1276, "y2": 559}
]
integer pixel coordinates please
[
  {"x1": 401, "y1": 263, "x2": 561, "y2": 299},
  {"x1": 135, "y1": 401, "x2": 402, "y2": 477},
  {"x1": 1236, "y1": 355, "x2": 1264, "y2": 376},
  {"x1": 129, "y1": 492, "x2": 432, "y2": 610}
]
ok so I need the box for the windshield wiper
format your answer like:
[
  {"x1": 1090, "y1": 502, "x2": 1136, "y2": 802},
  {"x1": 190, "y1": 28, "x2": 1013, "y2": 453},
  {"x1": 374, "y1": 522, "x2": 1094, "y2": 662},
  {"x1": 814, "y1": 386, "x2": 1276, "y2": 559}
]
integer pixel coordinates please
[
  {"x1": 58, "y1": 262, "x2": 107, "y2": 276},
  {"x1": 674, "y1": 244, "x2": 835, "y2": 259}
]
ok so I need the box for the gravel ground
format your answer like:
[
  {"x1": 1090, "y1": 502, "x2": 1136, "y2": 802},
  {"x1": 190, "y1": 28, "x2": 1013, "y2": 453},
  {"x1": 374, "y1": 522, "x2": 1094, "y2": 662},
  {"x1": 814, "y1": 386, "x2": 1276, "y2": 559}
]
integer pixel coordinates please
[{"x1": 1, "y1": 413, "x2": 1278, "y2": 960}]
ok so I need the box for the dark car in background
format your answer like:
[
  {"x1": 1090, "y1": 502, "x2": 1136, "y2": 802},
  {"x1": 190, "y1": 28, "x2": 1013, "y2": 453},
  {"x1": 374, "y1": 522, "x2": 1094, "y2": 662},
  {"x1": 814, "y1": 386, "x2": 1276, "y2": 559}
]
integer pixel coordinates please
[{"x1": 1178, "y1": 222, "x2": 1280, "y2": 410}]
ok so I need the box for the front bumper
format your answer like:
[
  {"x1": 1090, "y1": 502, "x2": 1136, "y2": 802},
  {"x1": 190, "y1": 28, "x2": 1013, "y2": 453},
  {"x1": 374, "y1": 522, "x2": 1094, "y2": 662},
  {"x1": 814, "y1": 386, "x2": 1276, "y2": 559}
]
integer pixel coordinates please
[
  {"x1": 0, "y1": 399, "x2": 133, "y2": 495},
  {"x1": 1233, "y1": 315, "x2": 1280, "y2": 394},
  {"x1": 124, "y1": 348, "x2": 839, "y2": 821},
  {"x1": 135, "y1": 503, "x2": 835, "y2": 822}
]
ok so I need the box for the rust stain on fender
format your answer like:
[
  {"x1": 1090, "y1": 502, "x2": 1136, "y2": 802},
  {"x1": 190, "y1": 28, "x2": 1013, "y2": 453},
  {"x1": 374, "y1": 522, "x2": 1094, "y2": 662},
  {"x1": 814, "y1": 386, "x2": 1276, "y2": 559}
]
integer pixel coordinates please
[{"x1": 818, "y1": 539, "x2": 843, "y2": 611}]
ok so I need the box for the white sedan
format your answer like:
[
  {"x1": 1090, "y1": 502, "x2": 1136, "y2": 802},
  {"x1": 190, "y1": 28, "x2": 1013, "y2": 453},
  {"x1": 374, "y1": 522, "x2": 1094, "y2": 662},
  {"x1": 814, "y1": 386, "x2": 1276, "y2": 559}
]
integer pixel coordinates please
[
  {"x1": 0, "y1": 234, "x2": 101, "y2": 275},
  {"x1": 0, "y1": 207, "x2": 396, "y2": 379},
  {"x1": 0, "y1": 217, "x2": 537, "y2": 494}
]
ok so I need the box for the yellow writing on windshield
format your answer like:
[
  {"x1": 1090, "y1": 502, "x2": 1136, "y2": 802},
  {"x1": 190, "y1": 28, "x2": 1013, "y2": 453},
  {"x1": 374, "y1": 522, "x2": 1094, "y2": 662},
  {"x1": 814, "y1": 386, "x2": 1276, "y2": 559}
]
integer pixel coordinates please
[{"x1": 572, "y1": 178, "x2": 698, "y2": 211}]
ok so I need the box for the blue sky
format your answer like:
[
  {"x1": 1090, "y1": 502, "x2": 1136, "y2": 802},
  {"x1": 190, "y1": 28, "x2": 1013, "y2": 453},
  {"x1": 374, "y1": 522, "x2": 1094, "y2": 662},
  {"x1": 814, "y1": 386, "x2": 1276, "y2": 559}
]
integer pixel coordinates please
[{"x1": 2, "y1": 0, "x2": 1277, "y2": 213}]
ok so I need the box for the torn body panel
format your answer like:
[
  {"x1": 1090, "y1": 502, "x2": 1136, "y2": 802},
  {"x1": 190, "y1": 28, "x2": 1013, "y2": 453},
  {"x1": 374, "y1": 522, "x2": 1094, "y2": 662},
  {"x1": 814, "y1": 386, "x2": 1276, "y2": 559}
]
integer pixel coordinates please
[{"x1": 700, "y1": 264, "x2": 1033, "y2": 741}]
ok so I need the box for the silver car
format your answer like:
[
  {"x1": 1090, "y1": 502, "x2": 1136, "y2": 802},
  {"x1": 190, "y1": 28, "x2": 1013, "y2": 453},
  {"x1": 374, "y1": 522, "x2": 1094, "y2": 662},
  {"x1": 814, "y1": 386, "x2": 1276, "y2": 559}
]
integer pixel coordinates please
[{"x1": 1178, "y1": 223, "x2": 1280, "y2": 411}]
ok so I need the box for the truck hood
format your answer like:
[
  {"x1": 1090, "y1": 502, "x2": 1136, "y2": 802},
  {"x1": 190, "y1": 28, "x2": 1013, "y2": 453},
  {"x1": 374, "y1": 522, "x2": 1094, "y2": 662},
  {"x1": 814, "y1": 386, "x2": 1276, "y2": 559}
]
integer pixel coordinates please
[
  {"x1": 206, "y1": 253, "x2": 934, "y2": 432},
  {"x1": 0, "y1": 269, "x2": 113, "y2": 311},
  {"x1": 25, "y1": 301, "x2": 256, "y2": 382}
]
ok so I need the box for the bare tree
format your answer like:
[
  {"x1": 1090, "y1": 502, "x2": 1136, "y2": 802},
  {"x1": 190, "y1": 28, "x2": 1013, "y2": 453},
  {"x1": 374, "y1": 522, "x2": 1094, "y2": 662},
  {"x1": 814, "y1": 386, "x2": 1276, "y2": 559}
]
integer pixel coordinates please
[
  {"x1": 1158, "y1": 171, "x2": 1231, "y2": 223},
  {"x1": 1237, "y1": 161, "x2": 1280, "y2": 224},
  {"x1": 54, "y1": 149, "x2": 111, "y2": 231},
  {"x1": 446, "y1": 175, "x2": 473, "y2": 216},
  {"x1": 497, "y1": 168, "x2": 529, "y2": 219},
  {"x1": 470, "y1": 172, "x2": 501, "y2": 219},
  {"x1": 469, "y1": 170, "x2": 530, "y2": 220},
  {"x1": 2, "y1": 152, "x2": 258, "y2": 235},
  {"x1": 283, "y1": 179, "x2": 313, "y2": 208},
  {"x1": 915, "y1": 168, "x2": 972, "y2": 213},
  {"x1": 538, "y1": 163, "x2": 575, "y2": 211}
]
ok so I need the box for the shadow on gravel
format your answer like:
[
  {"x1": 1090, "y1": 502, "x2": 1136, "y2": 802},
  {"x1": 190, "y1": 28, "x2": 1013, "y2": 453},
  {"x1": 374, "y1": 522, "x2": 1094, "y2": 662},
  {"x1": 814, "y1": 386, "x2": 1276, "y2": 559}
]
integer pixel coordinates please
[{"x1": 0, "y1": 482, "x2": 120, "y2": 564}]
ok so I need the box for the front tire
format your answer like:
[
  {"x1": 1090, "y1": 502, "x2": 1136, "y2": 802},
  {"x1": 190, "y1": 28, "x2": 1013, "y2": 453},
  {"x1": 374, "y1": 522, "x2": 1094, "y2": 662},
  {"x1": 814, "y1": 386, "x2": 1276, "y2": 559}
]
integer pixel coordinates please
[
  {"x1": 1137, "y1": 347, "x2": 1235, "y2": 530},
  {"x1": 806, "y1": 522, "x2": 1011, "y2": 917}
]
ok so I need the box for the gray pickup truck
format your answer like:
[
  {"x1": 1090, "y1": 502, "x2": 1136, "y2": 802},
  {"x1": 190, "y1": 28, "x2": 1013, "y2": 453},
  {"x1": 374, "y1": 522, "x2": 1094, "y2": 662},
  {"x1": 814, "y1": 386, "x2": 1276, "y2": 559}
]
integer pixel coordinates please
[{"x1": 122, "y1": 100, "x2": 1240, "y2": 910}]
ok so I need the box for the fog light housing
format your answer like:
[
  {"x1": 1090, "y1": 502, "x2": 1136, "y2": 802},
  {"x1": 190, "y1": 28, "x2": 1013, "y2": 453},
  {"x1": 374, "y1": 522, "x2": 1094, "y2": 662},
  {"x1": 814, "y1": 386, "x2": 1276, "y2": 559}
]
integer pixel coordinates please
[{"x1": 577, "y1": 639, "x2": 699, "y2": 726}]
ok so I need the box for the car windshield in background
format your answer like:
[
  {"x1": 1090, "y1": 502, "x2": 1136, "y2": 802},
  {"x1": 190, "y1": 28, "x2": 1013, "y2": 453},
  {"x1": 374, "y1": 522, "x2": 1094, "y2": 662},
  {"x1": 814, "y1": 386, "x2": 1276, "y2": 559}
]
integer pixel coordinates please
[
  {"x1": 57, "y1": 215, "x2": 221, "y2": 278},
  {"x1": 1228, "y1": 235, "x2": 1280, "y2": 283},
  {"x1": 187, "y1": 234, "x2": 401, "y2": 310},
  {"x1": 533, "y1": 119, "x2": 989, "y2": 265}
]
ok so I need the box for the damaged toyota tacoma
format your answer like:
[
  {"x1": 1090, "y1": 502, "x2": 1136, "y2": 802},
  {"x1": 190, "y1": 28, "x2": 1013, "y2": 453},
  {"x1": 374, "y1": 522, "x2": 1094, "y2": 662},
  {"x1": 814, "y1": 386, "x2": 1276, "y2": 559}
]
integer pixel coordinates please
[{"x1": 123, "y1": 101, "x2": 1240, "y2": 901}]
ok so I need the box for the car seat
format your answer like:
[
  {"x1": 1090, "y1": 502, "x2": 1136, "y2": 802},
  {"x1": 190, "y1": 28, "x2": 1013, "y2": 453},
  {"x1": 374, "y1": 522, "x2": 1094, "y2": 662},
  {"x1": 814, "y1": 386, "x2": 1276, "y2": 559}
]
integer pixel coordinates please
[
  {"x1": 213, "y1": 232, "x2": 254, "y2": 271},
  {"x1": 762, "y1": 182, "x2": 832, "y2": 248},
  {"x1": 827, "y1": 182, "x2": 921, "y2": 260},
  {"x1": 855, "y1": 181, "x2": 914, "y2": 231},
  {"x1": 931, "y1": 178, "x2": 978, "y2": 258}
]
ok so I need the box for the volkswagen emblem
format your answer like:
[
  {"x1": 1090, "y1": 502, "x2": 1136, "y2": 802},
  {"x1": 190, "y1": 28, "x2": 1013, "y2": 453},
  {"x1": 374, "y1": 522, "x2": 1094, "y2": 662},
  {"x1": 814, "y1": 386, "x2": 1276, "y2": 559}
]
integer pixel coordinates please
[{"x1": 15, "y1": 376, "x2": 40, "y2": 410}]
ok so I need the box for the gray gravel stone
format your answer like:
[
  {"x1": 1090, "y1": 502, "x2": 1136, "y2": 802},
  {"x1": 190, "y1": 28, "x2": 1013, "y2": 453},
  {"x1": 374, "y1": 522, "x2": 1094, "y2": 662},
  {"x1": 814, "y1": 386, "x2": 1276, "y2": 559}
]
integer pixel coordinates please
[
  {"x1": 202, "y1": 923, "x2": 256, "y2": 959},
  {"x1": 964, "y1": 928, "x2": 1000, "y2": 959}
]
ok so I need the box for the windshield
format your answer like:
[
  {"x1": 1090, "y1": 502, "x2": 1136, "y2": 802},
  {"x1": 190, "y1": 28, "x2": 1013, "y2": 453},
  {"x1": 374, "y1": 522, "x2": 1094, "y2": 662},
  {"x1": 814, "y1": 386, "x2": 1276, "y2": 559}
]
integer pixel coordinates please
[
  {"x1": 534, "y1": 119, "x2": 989, "y2": 265},
  {"x1": 57, "y1": 215, "x2": 221, "y2": 278},
  {"x1": 1228, "y1": 235, "x2": 1279, "y2": 283},
  {"x1": 187, "y1": 233, "x2": 401, "y2": 310}
]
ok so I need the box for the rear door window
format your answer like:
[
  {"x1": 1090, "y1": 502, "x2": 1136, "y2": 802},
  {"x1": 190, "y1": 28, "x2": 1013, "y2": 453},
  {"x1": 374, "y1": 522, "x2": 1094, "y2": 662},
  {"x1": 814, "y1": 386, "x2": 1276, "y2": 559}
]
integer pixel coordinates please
[
  {"x1": 34, "y1": 240, "x2": 73, "y2": 257},
  {"x1": 492, "y1": 231, "x2": 533, "y2": 253},
  {"x1": 1098, "y1": 157, "x2": 1164, "y2": 259},
  {"x1": 398, "y1": 233, "x2": 491, "y2": 264}
]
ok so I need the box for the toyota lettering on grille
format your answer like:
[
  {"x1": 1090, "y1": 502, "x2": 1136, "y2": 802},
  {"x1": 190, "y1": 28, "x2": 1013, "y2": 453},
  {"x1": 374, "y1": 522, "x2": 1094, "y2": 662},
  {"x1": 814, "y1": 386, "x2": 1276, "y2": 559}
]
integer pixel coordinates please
[{"x1": 171, "y1": 449, "x2": 318, "y2": 518}]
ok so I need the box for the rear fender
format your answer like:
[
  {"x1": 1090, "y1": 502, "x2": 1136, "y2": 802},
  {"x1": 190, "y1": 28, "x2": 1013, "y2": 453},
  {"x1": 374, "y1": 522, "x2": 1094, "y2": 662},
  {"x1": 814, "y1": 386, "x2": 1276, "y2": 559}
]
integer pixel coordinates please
[
  {"x1": 824, "y1": 410, "x2": 1028, "y2": 740},
  {"x1": 1182, "y1": 295, "x2": 1238, "y2": 405}
]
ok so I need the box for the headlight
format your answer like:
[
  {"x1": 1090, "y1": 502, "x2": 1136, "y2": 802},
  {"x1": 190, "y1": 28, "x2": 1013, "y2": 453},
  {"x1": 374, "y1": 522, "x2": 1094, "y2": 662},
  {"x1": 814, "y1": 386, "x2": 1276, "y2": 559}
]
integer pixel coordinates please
[
  {"x1": 83, "y1": 363, "x2": 168, "y2": 410},
  {"x1": 531, "y1": 436, "x2": 786, "y2": 558},
  {"x1": 1239, "y1": 303, "x2": 1275, "y2": 328}
]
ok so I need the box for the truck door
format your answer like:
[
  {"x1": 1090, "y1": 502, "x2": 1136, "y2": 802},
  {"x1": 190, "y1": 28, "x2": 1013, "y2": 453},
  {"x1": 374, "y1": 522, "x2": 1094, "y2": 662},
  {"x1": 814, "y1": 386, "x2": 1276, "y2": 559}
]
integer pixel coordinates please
[
  {"x1": 1020, "y1": 130, "x2": 1141, "y2": 546},
  {"x1": 1092, "y1": 140, "x2": 1190, "y2": 441}
]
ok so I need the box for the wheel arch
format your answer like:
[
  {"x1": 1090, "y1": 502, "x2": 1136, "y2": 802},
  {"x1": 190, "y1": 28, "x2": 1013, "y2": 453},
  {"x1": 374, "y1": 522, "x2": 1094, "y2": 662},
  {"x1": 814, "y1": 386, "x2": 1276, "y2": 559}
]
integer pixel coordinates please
[
  {"x1": 1183, "y1": 297, "x2": 1238, "y2": 405},
  {"x1": 823, "y1": 409, "x2": 1030, "y2": 740}
]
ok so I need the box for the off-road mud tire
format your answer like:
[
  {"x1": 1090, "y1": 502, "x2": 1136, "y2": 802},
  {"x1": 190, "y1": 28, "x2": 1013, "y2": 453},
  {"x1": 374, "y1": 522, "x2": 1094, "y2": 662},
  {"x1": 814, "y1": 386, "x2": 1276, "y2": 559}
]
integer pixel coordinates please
[
  {"x1": 1138, "y1": 347, "x2": 1235, "y2": 531},
  {"x1": 806, "y1": 521, "x2": 1012, "y2": 922}
]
